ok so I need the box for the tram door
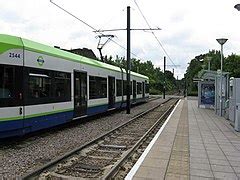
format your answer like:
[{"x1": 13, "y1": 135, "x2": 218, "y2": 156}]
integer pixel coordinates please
[
  {"x1": 142, "y1": 81, "x2": 145, "y2": 98},
  {"x1": 74, "y1": 71, "x2": 87, "y2": 117},
  {"x1": 133, "y1": 80, "x2": 136, "y2": 101},
  {"x1": 108, "y1": 76, "x2": 115, "y2": 109},
  {"x1": 0, "y1": 65, "x2": 24, "y2": 135}
]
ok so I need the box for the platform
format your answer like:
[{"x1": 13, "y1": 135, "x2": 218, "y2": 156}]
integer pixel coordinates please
[{"x1": 126, "y1": 98, "x2": 240, "y2": 180}]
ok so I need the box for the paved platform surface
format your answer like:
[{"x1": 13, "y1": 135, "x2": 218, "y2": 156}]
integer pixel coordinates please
[{"x1": 126, "y1": 99, "x2": 240, "y2": 180}]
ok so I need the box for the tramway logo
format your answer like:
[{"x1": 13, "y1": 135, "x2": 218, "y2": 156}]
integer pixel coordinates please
[{"x1": 37, "y1": 56, "x2": 45, "y2": 66}]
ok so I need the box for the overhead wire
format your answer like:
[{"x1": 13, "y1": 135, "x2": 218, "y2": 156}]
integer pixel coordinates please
[
  {"x1": 133, "y1": 0, "x2": 177, "y2": 68},
  {"x1": 50, "y1": 0, "x2": 142, "y2": 60}
]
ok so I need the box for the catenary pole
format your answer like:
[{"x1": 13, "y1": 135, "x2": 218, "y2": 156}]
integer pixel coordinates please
[
  {"x1": 163, "y1": 56, "x2": 166, "y2": 99},
  {"x1": 126, "y1": 6, "x2": 131, "y2": 114}
]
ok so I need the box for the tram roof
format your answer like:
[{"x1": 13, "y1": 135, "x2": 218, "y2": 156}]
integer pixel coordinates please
[{"x1": 0, "y1": 34, "x2": 148, "y2": 80}]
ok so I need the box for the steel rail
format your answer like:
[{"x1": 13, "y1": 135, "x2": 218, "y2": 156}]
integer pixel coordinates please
[
  {"x1": 21, "y1": 98, "x2": 173, "y2": 179},
  {"x1": 102, "y1": 99, "x2": 178, "y2": 179}
]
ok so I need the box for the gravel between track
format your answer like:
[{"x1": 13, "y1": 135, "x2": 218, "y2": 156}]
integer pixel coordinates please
[{"x1": 0, "y1": 97, "x2": 167, "y2": 179}]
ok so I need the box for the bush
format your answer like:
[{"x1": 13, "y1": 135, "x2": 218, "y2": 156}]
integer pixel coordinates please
[
  {"x1": 150, "y1": 88, "x2": 162, "y2": 95},
  {"x1": 187, "y1": 91, "x2": 198, "y2": 96}
]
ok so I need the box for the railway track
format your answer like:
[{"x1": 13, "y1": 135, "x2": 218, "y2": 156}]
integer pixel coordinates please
[{"x1": 22, "y1": 98, "x2": 179, "y2": 179}]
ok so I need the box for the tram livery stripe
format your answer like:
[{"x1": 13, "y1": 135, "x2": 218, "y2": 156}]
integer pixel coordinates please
[{"x1": 0, "y1": 108, "x2": 73, "y2": 122}]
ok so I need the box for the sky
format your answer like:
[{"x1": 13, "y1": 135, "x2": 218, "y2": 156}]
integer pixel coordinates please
[{"x1": 1, "y1": 0, "x2": 240, "y2": 79}]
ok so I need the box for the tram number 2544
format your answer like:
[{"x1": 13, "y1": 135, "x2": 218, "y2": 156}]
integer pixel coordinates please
[{"x1": 9, "y1": 53, "x2": 21, "y2": 58}]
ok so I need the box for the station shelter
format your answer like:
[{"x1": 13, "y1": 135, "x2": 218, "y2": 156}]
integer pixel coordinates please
[{"x1": 197, "y1": 70, "x2": 229, "y2": 117}]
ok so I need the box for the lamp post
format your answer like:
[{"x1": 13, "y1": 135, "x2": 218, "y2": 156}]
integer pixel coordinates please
[
  {"x1": 234, "y1": 4, "x2": 240, "y2": 11},
  {"x1": 216, "y1": 38, "x2": 228, "y2": 116},
  {"x1": 206, "y1": 56, "x2": 212, "y2": 71}
]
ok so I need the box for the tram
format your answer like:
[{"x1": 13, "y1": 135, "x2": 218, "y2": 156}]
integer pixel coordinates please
[{"x1": 0, "y1": 34, "x2": 149, "y2": 138}]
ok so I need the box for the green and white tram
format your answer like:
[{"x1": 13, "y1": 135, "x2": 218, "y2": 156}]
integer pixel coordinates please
[{"x1": 0, "y1": 34, "x2": 149, "y2": 138}]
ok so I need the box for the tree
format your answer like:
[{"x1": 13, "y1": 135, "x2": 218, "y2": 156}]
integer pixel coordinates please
[
  {"x1": 185, "y1": 50, "x2": 240, "y2": 95},
  {"x1": 103, "y1": 56, "x2": 178, "y2": 95},
  {"x1": 224, "y1": 54, "x2": 240, "y2": 78},
  {"x1": 185, "y1": 57, "x2": 203, "y2": 94}
]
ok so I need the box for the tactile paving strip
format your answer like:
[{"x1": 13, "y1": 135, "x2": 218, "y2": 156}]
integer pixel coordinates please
[{"x1": 165, "y1": 100, "x2": 189, "y2": 180}]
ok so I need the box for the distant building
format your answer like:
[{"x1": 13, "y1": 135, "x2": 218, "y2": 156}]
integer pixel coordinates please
[{"x1": 54, "y1": 46, "x2": 98, "y2": 60}]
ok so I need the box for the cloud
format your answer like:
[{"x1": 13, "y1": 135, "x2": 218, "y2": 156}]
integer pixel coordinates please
[
  {"x1": 0, "y1": 9, "x2": 25, "y2": 23},
  {"x1": 0, "y1": 0, "x2": 239, "y2": 79}
]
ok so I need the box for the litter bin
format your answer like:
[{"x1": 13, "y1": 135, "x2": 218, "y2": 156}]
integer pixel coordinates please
[
  {"x1": 234, "y1": 103, "x2": 240, "y2": 131},
  {"x1": 224, "y1": 99, "x2": 229, "y2": 120}
]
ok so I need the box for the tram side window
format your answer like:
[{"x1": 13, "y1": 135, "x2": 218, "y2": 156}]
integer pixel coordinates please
[
  {"x1": 54, "y1": 72, "x2": 71, "y2": 101},
  {"x1": 26, "y1": 68, "x2": 71, "y2": 105},
  {"x1": 123, "y1": 80, "x2": 127, "y2": 95},
  {"x1": 137, "y1": 82, "x2": 142, "y2": 94},
  {"x1": 116, "y1": 79, "x2": 122, "y2": 96},
  {"x1": 89, "y1": 76, "x2": 107, "y2": 99},
  {"x1": 29, "y1": 73, "x2": 52, "y2": 99},
  {"x1": 123, "y1": 80, "x2": 132, "y2": 95},
  {"x1": 130, "y1": 81, "x2": 132, "y2": 95},
  {"x1": 146, "y1": 83, "x2": 149, "y2": 93}
]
